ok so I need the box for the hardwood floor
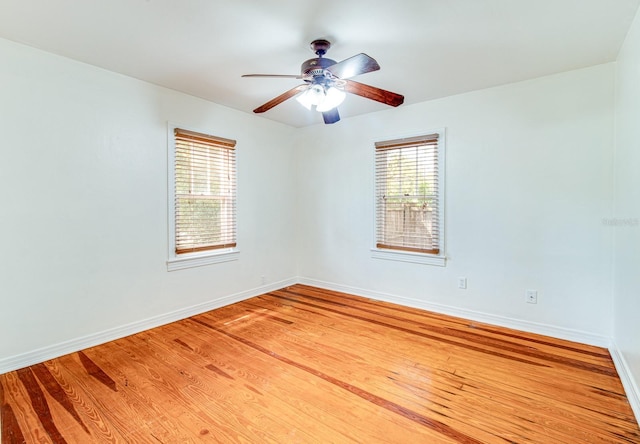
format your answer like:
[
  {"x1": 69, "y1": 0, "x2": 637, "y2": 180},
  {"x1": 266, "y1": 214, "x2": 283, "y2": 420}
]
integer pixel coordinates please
[{"x1": 2, "y1": 284, "x2": 639, "y2": 443}]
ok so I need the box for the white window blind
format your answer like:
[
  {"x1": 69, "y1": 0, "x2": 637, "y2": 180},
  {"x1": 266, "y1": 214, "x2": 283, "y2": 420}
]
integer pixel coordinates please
[
  {"x1": 375, "y1": 134, "x2": 440, "y2": 255},
  {"x1": 174, "y1": 128, "x2": 236, "y2": 255}
]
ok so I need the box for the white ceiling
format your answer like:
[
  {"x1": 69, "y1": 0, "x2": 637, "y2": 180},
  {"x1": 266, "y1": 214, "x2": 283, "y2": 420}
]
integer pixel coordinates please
[{"x1": 1, "y1": 0, "x2": 638, "y2": 127}]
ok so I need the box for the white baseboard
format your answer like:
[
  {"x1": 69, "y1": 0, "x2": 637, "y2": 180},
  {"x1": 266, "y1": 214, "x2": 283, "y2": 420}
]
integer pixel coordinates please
[
  {"x1": 297, "y1": 277, "x2": 612, "y2": 348},
  {"x1": 0, "y1": 278, "x2": 297, "y2": 375},
  {"x1": 609, "y1": 342, "x2": 640, "y2": 425}
]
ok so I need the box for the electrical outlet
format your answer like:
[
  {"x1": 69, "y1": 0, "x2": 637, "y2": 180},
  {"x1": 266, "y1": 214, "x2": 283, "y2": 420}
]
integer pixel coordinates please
[
  {"x1": 261, "y1": 275, "x2": 266, "y2": 285},
  {"x1": 526, "y1": 290, "x2": 538, "y2": 304},
  {"x1": 457, "y1": 277, "x2": 467, "y2": 289}
]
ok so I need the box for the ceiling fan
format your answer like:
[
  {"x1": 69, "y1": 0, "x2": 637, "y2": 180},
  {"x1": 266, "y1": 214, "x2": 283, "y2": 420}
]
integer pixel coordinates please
[{"x1": 242, "y1": 39, "x2": 404, "y2": 124}]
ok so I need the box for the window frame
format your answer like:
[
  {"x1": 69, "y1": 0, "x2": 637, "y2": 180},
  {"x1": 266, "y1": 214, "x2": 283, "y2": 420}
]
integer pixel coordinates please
[
  {"x1": 371, "y1": 129, "x2": 446, "y2": 267},
  {"x1": 167, "y1": 123, "x2": 239, "y2": 271}
]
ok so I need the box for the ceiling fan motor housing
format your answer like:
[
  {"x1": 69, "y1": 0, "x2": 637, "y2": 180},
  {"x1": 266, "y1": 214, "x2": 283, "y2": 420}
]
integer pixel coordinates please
[{"x1": 301, "y1": 57, "x2": 337, "y2": 81}]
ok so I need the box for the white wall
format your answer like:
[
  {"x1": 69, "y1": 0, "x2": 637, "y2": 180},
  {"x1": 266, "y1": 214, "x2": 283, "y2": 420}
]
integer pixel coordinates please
[
  {"x1": 0, "y1": 38, "x2": 298, "y2": 367},
  {"x1": 614, "y1": 5, "x2": 640, "y2": 417},
  {"x1": 294, "y1": 64, "x2": 616, "y2": 341}
]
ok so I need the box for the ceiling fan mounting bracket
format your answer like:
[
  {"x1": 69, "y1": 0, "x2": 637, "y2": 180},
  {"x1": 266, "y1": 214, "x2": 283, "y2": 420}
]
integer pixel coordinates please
[{"x1": 310, "y1": 39, "x2": 331, "y2": 56}]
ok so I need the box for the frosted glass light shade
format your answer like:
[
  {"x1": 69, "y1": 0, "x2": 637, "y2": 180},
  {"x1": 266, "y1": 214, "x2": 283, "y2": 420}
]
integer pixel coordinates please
[
  {"x1": 316, "y1": 87, "x2": 346, "y2": 112},
  {"x1": 296, "y1": 85, "x2": 325, "y2": 110}
]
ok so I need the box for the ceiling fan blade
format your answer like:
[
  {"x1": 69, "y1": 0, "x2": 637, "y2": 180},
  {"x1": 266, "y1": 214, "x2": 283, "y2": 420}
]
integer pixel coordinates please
[
  {"x1": 322, "y1": 108, "x2": 340, "y2": 124},
  {"x1": 252, "y1": 84, "x2": 308, "y2": 113},
  {"x1": 326, "y1": 53, "x2": 380, "y2": 79},
  {"x1": 343, "y1": 80, "x2": 404, "y2": 107},
  {"x1": 242, "y1": 74, "x2": 303, "y2": 79}
]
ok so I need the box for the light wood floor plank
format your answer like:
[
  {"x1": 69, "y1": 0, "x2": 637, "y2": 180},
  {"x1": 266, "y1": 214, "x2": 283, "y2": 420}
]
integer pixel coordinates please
[{"x1": 2, "y1": 284, "x2": 639, "y2": 443}]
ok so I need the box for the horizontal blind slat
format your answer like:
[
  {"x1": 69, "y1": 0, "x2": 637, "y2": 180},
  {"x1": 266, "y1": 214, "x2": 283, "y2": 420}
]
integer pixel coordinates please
[
  {"x1": 375, "y1": 133, "x2": 439, "y2": 150},
  {"x1": 175, "y1": 128, "x2": 236, "y2": 148}
]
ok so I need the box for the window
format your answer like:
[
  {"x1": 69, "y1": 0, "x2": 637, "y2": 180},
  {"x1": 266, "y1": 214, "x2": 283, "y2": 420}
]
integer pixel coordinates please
[
  {"x1": 373, "y1": 131, "x2": 445, "y2": 266},
  {"x1": 168, "y1": 126, "x2": 238, "y2": 271}
]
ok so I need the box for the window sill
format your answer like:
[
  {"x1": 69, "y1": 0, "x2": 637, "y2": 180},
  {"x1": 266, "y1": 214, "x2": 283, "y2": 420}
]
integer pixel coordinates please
[
  {"x1": 371, "y1": 248, "x2": 446, "y2": 266},
  {"x1": 167, "y1": 248, "x2": 240, "y2": 271}
]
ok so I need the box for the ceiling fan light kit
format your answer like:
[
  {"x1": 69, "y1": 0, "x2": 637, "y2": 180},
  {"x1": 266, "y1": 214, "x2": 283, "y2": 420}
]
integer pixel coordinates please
[
  {"x1": 242, "y1": 39, "x2": 404, "y2": 124},
  {"x1": 296, "y1": 84, "x2": 346, "y2": 112}
]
